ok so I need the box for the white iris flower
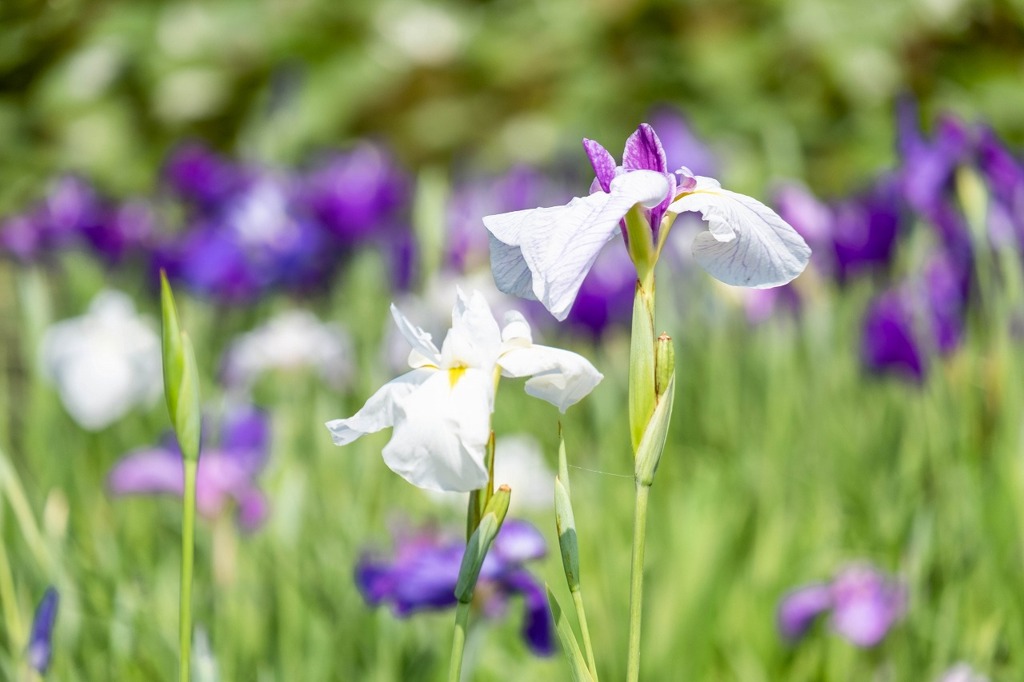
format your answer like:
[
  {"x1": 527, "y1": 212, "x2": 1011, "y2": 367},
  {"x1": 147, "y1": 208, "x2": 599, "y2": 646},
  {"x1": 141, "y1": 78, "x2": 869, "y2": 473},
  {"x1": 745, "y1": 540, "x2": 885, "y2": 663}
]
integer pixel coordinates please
[{"x1": 326, "y1": 289, "x2": 602, "y2": 492}]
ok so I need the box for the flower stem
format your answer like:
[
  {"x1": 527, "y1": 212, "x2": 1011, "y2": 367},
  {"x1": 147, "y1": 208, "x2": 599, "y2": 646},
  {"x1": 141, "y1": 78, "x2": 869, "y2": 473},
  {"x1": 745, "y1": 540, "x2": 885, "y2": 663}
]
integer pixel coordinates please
[
  {"x1": 179, "y1": 458, "x2": 198, "y2": 682},
  {"x1": 448, "y1": 600, "x2": 471, "y2": 682},
  {"x1": 571, "y1": 589, "x2": 598, "y2": 679},
  {"x1": 625, "y1": 482, "x2": 651, "y2": 682}
]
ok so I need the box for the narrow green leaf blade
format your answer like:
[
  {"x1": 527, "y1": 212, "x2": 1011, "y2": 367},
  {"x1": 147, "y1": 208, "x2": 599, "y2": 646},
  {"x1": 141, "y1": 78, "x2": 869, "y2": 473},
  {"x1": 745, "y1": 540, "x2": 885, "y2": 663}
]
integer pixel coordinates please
[{"x1": 546, "y1": 586, "x2": 595, "y2": 682}]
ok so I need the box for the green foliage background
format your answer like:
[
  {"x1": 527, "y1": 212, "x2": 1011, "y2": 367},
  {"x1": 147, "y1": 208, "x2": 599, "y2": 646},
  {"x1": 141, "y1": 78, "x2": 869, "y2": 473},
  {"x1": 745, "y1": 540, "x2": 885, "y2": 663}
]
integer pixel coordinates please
[{"x1": 2, "y1": 1, "x2": 1024, "y2": 680}]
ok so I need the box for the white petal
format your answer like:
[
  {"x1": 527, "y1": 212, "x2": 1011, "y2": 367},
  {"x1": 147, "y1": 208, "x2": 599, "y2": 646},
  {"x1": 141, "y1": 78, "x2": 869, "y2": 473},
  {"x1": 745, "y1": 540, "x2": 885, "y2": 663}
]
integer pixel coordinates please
[
  {"x1": 498, "y1": 344, "x2": 604, "y2": 413},
  {"x1": 448, "y1": 288, "x2": 502, "y2": 365},
  {"x1": 390, "y1": 303, "x2": 441, "y2": 368},
  {"x1": 325, "y1": 368, "x2": 434, "y2": 445},
  {"x1": 500, "y1": 310, "x2": 533, "y2": 347},
  {"x1": 484, "y1": 170, "x2": 670, "y2": 320},
  {"x1": 383, "y1": 369, "x2": 492, "y2": 492},
  {"x1": 487, "y1": 234, "x2": 538, "y2": 301},
  {"x1": 667, "y1": 177, "x2": 811, "y2": 288}
]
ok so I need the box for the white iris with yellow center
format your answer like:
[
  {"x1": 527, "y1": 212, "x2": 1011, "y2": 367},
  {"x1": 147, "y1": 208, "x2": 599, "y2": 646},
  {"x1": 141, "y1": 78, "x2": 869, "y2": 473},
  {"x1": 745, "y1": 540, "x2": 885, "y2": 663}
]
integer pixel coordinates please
[{"x1": 326, "y1": 289, "x2": 603, "y2": 492}]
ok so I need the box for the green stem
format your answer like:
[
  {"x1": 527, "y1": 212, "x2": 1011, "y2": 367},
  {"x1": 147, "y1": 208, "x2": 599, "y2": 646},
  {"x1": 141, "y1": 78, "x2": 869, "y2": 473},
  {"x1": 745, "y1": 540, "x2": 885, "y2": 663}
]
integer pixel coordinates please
[
  {"x1": 625, "y1": 483, "x2": 651, "y2": 682},
  {"x1": 179, "y1": 458, "x2": 198, "y2": 682},
  {"x1": 0, "y1": 522, "x2": 24, "y2": 654},
  {"x1": 571, "y1": 589, "x2": 598, "y2": 679},
  {"x1": 448, "y1": 601, "x2": 471, "y2": 682}
]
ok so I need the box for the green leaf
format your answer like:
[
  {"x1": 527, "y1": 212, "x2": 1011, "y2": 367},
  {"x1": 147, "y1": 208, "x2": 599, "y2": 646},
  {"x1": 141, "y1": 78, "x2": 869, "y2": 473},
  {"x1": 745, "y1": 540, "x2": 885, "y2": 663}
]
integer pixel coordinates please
[
  {"x1": 546, "y1": 587, "x2": 595, "y2": 682},
  {"x1": 635, "y1": 374, "x2": 675, "y2": 486}
]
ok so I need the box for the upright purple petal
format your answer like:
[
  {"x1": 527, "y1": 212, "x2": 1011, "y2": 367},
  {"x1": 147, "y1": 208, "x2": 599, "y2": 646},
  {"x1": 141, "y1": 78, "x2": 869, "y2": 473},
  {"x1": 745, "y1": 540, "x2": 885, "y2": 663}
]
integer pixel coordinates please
[
  {"x1": 501, "y1": 569, "x2": 554, "y2": 656},
  {"x1": 583, "y1": 139, "x2": 617, "y2": 194},
  {"x1": 27, "y1": 587, "x2": 59, "y2": 674},
  {"x1": 777, "y1": 583, "x2": 832, "y2": 642},
  {"x1": 622, "y1": 124, "x2": 668, "y2": 174}
]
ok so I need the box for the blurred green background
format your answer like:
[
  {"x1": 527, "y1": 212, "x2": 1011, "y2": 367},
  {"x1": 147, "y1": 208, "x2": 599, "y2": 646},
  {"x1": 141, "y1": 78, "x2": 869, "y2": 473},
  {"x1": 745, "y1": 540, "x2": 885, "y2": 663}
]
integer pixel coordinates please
[{"x1": 3, "y1": 1, "x2": 1024, "y2": 680}]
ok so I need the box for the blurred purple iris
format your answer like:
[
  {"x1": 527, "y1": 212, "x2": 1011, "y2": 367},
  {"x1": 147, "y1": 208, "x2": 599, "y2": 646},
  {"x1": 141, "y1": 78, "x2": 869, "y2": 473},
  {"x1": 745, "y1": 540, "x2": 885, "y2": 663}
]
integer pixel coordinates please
[
  {"x1": 163, "y1": 142, "x2": 248, "y2": 208},
  {"x1": 646, "y1": 106, "x2": 718, "y2": 178},
  {"x1": 778, "y1": 563, "x2": 907, "y2": 647},
  {"x1": 27, "y1": 587, "x2": 59, "y2": 674},
  {"x1": 861, "y1": 254, "x2": 969, "y2": 381},
  {"x1": 107, "y1": 405, "x2": 271, "y2": 530},
  {"x1": 774, "y1": 178, "x2": 903, "y2": 283},
  {"x1": 356, "y1": 519, "x2": 554, "y2": 656}
]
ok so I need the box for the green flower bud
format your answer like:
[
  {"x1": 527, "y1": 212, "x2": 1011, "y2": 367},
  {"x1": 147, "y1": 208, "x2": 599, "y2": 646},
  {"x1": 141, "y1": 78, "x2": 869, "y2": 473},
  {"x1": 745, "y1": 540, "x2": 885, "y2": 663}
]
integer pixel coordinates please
[
  {"x1": 454, "y1": 485, "x2": 511, "y2": 603},
  {"x1": 160, "y1": 273, "x2": 201, "y2": 462}
]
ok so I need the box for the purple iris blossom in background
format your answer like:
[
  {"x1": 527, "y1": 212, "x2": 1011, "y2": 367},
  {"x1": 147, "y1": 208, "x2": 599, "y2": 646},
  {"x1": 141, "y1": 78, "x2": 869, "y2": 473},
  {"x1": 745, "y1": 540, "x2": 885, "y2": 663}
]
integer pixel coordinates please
[
  {"x1": 356, "y1": 519, "x2": 554, "y2": 655},
  {"x1": 778, "y1": 563, "x2": 907, "y2": 647},
  {"x1": 301, "y1": 143, "x2": 409, "y2": 243},
  {"x1": 976, "y1": 127, "x2": 1024, "y2": 248},
  {"x1": 157, "y1": 173, "x2": 337, "y2": 302},
  {"x1": 163, "y1": 142, "x2": 247, "y2": 208},
  {"x1": 108, "y1": 405, "x2": 271, "y2": 530},
  {"x1": 774, "y1": 178, "x2": 903, "y2": 282},
  {"x1": 565, "y1": 238, "x2": 637, "y2": 337},
  {"x1": 83, "y1": 199, "x2": 159, "y2": 264},
  {"x1": 861, "y1": 254, "x2": 969, "y2": 381},
  {"x1": 647, "y1": 106, "x2": 719, "y2": 178},
  {"x1": 27, "y1": 587, "x2": 59, "y2": 674},
  {"x1": 0, "y1": 175, "x2": 104, "y2": 263}
]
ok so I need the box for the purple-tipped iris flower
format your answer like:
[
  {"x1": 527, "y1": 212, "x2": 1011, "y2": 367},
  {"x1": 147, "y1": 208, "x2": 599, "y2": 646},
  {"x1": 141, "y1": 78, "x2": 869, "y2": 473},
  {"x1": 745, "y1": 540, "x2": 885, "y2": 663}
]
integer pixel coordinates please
[
  {"x1": 27, "y1": 587, "x2": 59, "y2": 674},
  {"x1": 778, "y1": 564, "x2": 907, "y2": 647},
  {"x1": 357, "y1": 519, "x2": 553, "y2": 655},
  {"x1": 108, "y1": 406, "x2": 271, "y2": 530},
  {"x1": 484, "y1": 123, "x2": 809, "y2": 321},
  {"x1": 861, "y1": 254, "x2": 968, "y2": 381}
]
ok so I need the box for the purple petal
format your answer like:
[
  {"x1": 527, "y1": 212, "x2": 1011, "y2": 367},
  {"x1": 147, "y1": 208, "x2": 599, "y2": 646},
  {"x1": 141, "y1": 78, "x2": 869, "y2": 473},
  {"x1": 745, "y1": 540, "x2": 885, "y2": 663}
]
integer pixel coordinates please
[
  {"x1": 861, "y1": 289, "x2": 925, "y2": 381},
  {"x1": 622, "y1": 124, "x2": 668, "y2": 175},
  {"x1": 355, "y1": 556, "x2": 395, "y2": 607},
  {"x1": 236, "y1": 489, "x2": 270, "y2": 531},
  {"x1": 830, "y1": 565, "x2": 907, "y2": 647},
  {"x1": 582, "y1": 139, "x2": 617, "y2": 194},
  {"x1": 220, "y1": 406, "x2": 271, "y2": 472},
  {"x1": 492, "y1": 520, "x2": 547, "y2": 564},
  {"x1": 107, "y1": 447, "x2": 184, "y2": 496},
  {"x1": 777, "y1": 583, "x2": 832, "y2": 641},
  {"x1": 501, "y1": 569, "x2": 554, "y2": 656},
  {"x1": 27, "y1": 587, "x2": 59, "y2": 674}
]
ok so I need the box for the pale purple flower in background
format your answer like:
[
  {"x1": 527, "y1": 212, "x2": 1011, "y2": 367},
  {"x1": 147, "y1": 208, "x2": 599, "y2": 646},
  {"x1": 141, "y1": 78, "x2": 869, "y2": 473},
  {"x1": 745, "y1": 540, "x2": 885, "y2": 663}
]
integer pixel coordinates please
[
  {"x1": 484, "y1": 123, "x2": 810, "y2": 320},
  {"x1": 647, "y1": 106, "x2": 719, "y2": 178},
  {"x1": 327, "y1": 289, "x2": 602, "y2": 492},
  {"x1": 356, "y1": 519, "x2": 553, "y2": 655},
  {"x1": 27, "y1": 587, "x2": 58, "y2": 674},
  {"x1": 41, "y1": 290, "x2": 161, "y2": 430},
  {"x1": 222, "y1": 309, "x2": 353, "y2": 391},
  {"x1": 937, "y1": 663, "x2": 989, "y2": 682},
  {"x1": 565, "y1": 236, "x2": 636, "y2": 338},
  {"x1": 108, "y1": 406, "x2": 271, "y2": 530},
  {"x1": 0, "y1": 175, "x2": 104, "y2": 262},
  {"x1": 778, "y1": 563, "x2": 907, "y2": 647}
]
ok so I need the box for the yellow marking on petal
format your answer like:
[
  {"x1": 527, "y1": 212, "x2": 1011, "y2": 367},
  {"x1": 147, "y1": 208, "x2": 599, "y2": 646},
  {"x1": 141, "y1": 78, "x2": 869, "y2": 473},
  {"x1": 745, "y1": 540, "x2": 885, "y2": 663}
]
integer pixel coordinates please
[{"x1": 449, "y1": 365, "x2": 467, "y2": 388}]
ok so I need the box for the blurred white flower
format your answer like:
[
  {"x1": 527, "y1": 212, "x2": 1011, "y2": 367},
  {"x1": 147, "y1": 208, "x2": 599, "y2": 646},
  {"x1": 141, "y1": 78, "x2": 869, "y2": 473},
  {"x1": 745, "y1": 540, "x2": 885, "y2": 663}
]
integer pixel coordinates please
[
  {"x1": 937, "y1": 663, "x2": 989, "y2": 682},
  {"x1": 326, "y1": 289, "x2": 602, "y2": 492},
  {"x1": 41, "y1": 290, "x2": 161, "y2": 430},
  {"x1": 222, "y1": 309, "x2": 352, "y2": 390}
]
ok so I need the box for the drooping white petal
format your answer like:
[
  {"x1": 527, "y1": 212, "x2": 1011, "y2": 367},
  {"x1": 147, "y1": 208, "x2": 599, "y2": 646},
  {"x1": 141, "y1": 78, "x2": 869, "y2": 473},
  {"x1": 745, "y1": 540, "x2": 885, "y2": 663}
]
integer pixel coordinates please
[
  {"x1": 667, "y1": 177, "x2": 811, "y2": 288},
  {"x1": 325, "y1": 368, "x2": 434, "y2": 446},
  {"x1": 498, "y1": 344, "x2": 604, "y2": 413},
  {"x1": 487, "y1": 234, "x2": 537, "y2": 301},
  {"x1": 389, "y1": 303, "x2": 441, "y2": 368},
  {"x1": 484, "y1": 170, "x2": 671, "y2": 320},
  {"x1": 382, "y1": 368, "x2": 492, "y2": 492}
]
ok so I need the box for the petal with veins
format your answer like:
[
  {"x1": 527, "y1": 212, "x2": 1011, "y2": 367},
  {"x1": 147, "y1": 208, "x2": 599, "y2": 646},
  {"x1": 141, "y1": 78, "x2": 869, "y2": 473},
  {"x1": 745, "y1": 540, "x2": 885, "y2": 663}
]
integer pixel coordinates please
[
  {"x1": 487, "y1": 234, "x2": 537, "y2": 301},
  {"x1": 390, "y1": 304, "x2": 441, "y2": 368},
  {"x1": 498, "y1": 344, "x2": 604, "y2": 413},
  {"x1": 668, "y1": 176, "x2": 811, "y2": 288},
  {"x1": 484, "y1": 170, "x2": 670, "y2": 320},
  {"x1": 325, "y1": 368, "x2": 434, "y2": 446}
]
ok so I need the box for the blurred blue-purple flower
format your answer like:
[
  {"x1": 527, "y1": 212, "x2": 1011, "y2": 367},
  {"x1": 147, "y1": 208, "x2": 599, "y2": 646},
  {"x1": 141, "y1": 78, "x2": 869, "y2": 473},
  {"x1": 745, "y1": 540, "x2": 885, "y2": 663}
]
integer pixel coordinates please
[
  {"x1": 861, "y1": 254, "x2": 968, "y2": 381},
  {"x1": 778, "y1": 563, "x2": 907, "y2": 647},
  {"x1": 163, "y1": 142, "x2": 248, "y2": 208},
  {"x1": 27, "y1": 587, "x2": 58, "y2": 674},
  {"x1": 356, "y1": 519, "x2": 554, "y2": 655},
  {"x1": 108, "y1": 405, "x2": 271, "y2": 530}
]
